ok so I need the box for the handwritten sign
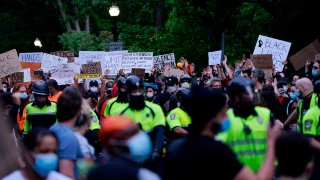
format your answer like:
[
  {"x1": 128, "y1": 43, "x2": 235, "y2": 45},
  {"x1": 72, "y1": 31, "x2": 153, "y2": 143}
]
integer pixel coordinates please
[
  {"x1": 253, "y1": 35, "x2": 291, "y2": 72},
  {"x1": 50, "y1": 51, "x2": 74, "y2": 63},
  {"x1": 19, "y1": 52, "x2": 43, "y2": 62},
  {"x1": 208, "y1": 50, "x2": 222, "y2": 65},
  {"x1": 79, "y1": 51, "x2": 107, "y2": 64},
  {"x1": 131, "y1": 68, "x2": 145, "y2": 80},
  {"x1": 20, "y1": 68, "x2": 31, "y2": 82},
  {"x1": 21, "y1": 62, "x2": 42, "y2": 80},
  {"x1": 50, "y1": 63, "x2": 80, "y2": 85},
  {"x1": 289, "y1": 40, "x2": 320, "y2": 70},
  {"x1": 10, "y1": 72, "x2": 24, "y2": 84},
  {"x1": 75, "y1": 74, "x2": 102, "y2": 79},
  {"x1": 41, "y1": 53, "x2": 68, "y2": 73},
  {"x1": 121, "y1": 52, "x2": 153, "y2": 73},
  {"x1": 82, "y1": 62, "x2": 102, "y2": 74},
  {"x1": 0, "y1": 49, "x2": 23, "y2": 78},
  {"x1": 102, "y1": 55, "x2": 122, "y2": 76},
  {"x1": 164, "y1": 69, "x2": 184, "y2": 80},
  {"x1": 250, "y1": 54, "x2": 273, "y2": 70},
  {"x1": 153, "y1": 53, "x2": 176, "y2": 70}
]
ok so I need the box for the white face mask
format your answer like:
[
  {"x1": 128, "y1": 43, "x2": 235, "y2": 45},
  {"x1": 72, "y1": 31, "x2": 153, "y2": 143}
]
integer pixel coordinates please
[
  {"x1": 90, "y1": 87, "x2": 98, "y2": 93},
  {"x1": 146, "y1": 92, "x2": 154, "y2": 98},
  {"x1": 181, "y1": 82, "x2": 190, "y2": 89},
  {"x1": 167, "y1": 86, "x2": 177, "y2": 94},
  {"x1": 2, "y1": 87, "x2": 7, "y2": 93},
  {"x1": 283, "y1": 85, "x2": 288, "y2": 93}
]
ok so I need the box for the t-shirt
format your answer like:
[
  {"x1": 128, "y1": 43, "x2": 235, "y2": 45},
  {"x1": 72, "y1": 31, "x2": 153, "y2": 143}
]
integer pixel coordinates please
[
  {"x1": 50, "y1": 123, "x2": 83, "y2": 179},
  {"x1": 48, "y1": 91, "x2": 63, "y2": 103},
  {"x1": 74, "y1": 132, "x2": 95, "y2": 158},
  {"x1": 165, "y1": 136, "x2": 243, "y2": 180},
  {"x1": 3, "y1": 170, "x2": 71, "y2": 180}
]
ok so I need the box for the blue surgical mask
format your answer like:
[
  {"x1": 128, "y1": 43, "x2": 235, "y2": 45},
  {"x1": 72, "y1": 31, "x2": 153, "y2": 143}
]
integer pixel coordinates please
[
  {"x1": 289, "y1": 92, "x2": 298, "y2": 100},
  {"x1": 312, "y1": 69, "x2": 319, "y2": 78},
  {"x1": 126, "y1": 131, "x2": 152, "y2": 163},
  {"x1": 33, "y1": 153, "x2": 58, "y2": 177},
  {"x1": 220, "y1": 117, "x2": 231, "y2": 133},
  {"x1": 296, "y1": 90, "x2": 301, "y2": 98},
  {"x1": 21, "y1": 93, "x2": 28, "y2": 100}
]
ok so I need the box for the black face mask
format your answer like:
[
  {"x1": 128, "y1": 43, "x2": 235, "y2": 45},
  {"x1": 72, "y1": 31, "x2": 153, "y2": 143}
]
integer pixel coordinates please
[
  {"x1": 129, "y1": 95, "x2": 145, "y2": 110},
  {"x1": 117, "y1": 91, "x2": 128, "y2": 103}
]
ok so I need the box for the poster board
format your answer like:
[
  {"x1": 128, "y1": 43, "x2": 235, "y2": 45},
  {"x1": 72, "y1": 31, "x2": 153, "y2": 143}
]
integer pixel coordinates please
[
  {"x1": 153, "y1": 53, "x2": 176, "y2": 70},
  {"x1": 79, "y1": 51, "x2": 107, "y2": 64},
  {"x1": 102, "y1": 55, "x2": 122, "y2": 76},
  {"x1": 253, "y1": 35, "x2": 291, "y2": 72},
  {"x1": 0, "y1": 49, "x2": 23, "y2": 78},
  {"x1": 250, "y1": 54, "x2": 273, "y2": 79},
  {"x1": 121, "y1": 52, "x2": 153, "y2": 73},
  {"x1": 164, "y1": 69, "x2": 184, "y2": 80},
  {"x1": 131, "y1": 68, "x2": 145, "y2": 80},
  {"x1": 21, "y1": 62, "x2": 42, "y2": 80},
  {"x1": 20, "y1": 68, "x2": 31, "y2": 82},
  {"x1": 289, "y1": 39, "x2": 320, "y2": 70},
  {"x1": 50, "y1": 63, "x2": 81, "y2": 85},
  {"x1": 50, "y1": 51, "x2": 74, "y2": 63},
  {"x1": 19, "y1": 52, "x2": 43, "y2": 62},
  {"x1": 41, "y1": 53, "x2": 68, "y2": 73},
  {"x1": 81, "y1": 62, "x2": 102, "y2": 74},
  {"x1": 9, "y1": 72, "x2": 24, "y2": 84},
  {"x1": 208, "y1": 50, "x2": 222, "y2": 65},
  {"x1": 75, "y1": 74, "x2": 102, "y2": 79}
]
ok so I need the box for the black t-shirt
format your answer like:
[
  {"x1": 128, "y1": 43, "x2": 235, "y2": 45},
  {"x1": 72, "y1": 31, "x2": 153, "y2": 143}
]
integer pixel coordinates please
[{"x1": 165, "y1": 136, "x2": 243, "y2": 180}]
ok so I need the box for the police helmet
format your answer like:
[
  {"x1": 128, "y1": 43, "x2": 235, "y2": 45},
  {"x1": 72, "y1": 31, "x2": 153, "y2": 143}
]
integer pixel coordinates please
[
  {"x1": 126, "y1": 75, "x2": 144, "y2": 92},
  {"x1": 33, "y1": 83, "x2": 50, "y2": 96},
  {"x1": 180, "y1": 74, "x2": 192, "y2": 83},
  {"x1": 228, "y1": 77, "x2": 254, "y2": 100},
  {"x1": 176, "y1": 88, "x2": 191, "y2": 102},
  {"x1": 117, "y1": 77, "x2": 126, "y2": 89},
  {"x1": 89, "y1": 80, "x2": 99, "y2": 87}
]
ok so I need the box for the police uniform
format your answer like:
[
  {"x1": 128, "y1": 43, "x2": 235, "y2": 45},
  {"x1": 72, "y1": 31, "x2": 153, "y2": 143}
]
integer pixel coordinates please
[
  {"x1": 89, "y1": 109, "x2": 100, "y2": 131},
  {"x1": 166, "y1": 107, "x2": 191, "y2": 131},
  {"x1": 302, "y1": 106, "x2": 320, "y2": 138},
  {"x1": 217, "y1": 107, "x2": 270, "y2": 173},
  {"x1": 23, "y1": 101, "x2": 57, "y2": 134},
  {"x1": 103, "y1": 97, "x2": 128, "y2": 117},
  {"x1": 297, "y1": 93, "x2": 318, "y2": 133}
]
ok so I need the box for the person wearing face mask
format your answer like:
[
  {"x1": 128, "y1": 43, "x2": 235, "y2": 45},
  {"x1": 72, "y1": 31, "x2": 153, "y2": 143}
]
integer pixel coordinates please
[
  {"x1": 180, "y1": 74, "x2": 192, "y2": 89},
  {"x1": 103, "y1": 77, "x2": 129, "y2": 118},
  {"x1": 165, "y1": 86, "x2": 281, "y2": 180},
  {"x1": 3, "y1": 128, "x2": 71, "y2": 180},
  {"x1": 153, "y1": 76, "x2": 179, "y2": 115},
  {"x1": 292, "y1": 75, "x2": 299, "y2": 86},
  {"x1": 250, "y1": 69, "x2": 265, "y2": 106},
  {"x1": 1, "y1": 82, "x2": 9, "y2": 94},
  {"x1": 111, "y1": 76, "x2": 166, "y2": 163},
  {"x1": 46, "y1": 79, "x2": 63, "y2": 103},
  {"x1": 311, "y1": 60, "x2": 320, "y2": 81},
  {"x1": 12, "y1": 84, "x2": 29, "y2": 132},
  {"x1": 166, "y1": 88, "x2": 191, "y2": 138},
  {"x1": 287, "y1": 86, "x2": 299, "y2": 117},
  {"x1": 217, "y1": 78, "x2": 280, "y2": 173},
  {"x1": 145, "y1": 84, "x2": 158, "y2": 102},
  {"x1": 88, "y1": 116, "x2": 160, "y2": 180},
  {"x1": 23, "y1": 83, "x2": 57, "y2": 135},
  {"x1": 284, "y1": 78, "x2": 318, "y2": 133},
  {"x1": 86, "y1": 80, "x2": 100, "y2": 98}
]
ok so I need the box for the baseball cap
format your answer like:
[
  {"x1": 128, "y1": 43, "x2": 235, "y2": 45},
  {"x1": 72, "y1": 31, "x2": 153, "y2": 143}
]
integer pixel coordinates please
[{"x1": 166, "y1": 76, "x2": 178, "y2": 86}]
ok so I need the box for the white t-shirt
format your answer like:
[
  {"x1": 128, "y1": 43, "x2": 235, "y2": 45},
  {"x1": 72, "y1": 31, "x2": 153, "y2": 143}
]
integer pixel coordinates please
[
  {"x1": 3, "y1": 170, "x2": 72, "y2": 180},
  {"x1": 74, "y1": 132, "x2": 95, "y2": 158}
]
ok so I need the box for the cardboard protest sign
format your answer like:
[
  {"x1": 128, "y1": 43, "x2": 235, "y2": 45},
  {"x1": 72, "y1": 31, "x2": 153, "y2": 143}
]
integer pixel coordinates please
[
  {"x1": 131, "y1": 68, "x2": 145, "y2": 80},
  {"x1": 253, "y1": 35, "x2": 291, "y2": 72},
  {"x1": 50, "y1": 63, "x2": 80, "y2": 85},
  {"x1": 289, "y1": 40, "x2": 320, "y2": 70},
  {"x1": 164, "y1": 69, "x2": 184, "y2": 80},
  {"x1": 21, "y1": 62, "x2": 42, "y2": 80},
  {"x1": 41, "y1": 53, "x2": 68, "y2": 73},
  {"x1": 208, "y1": 50, "x2": 222, "y2": 65},
  {"x1": 20, "y1": 68, "x2": 31, "y2": 82},
  {"x1": 0, "y1": 49, "x2": 23, "y2": 78},
  {"x1": 250, "y1": 54, "x2": 273, "y2": 79},
  {"x1": 79, "y1": 51, "x2": 107, "y2": 64},
  {"x1": 121, "y1": 52, "x2": 153, "y2": 73},
  {"x1": 50, "y1": 51, "x2": 74, "y2": 63},
  {"x1": 81, "y1": 62, "x2": 102, "y2": 74},
  {"x1": 10, "y1": 72, "x2": 24, "y2": 84},
  {"x1": 153, "y1": 53, "x2": 176, "y2": 70},
  {"x1": 315, "y1": 53, "x2": 320, "y2": 60},
  {"x1": 19, "y1": 52, "x2": 43, "y2": 62}
]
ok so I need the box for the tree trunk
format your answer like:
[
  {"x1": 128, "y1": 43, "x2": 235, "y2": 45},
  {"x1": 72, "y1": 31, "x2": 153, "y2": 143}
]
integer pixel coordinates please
[
  {"x1": 72, "y1": 18, "x2": 81, "y2": 32},
  {"x1": 155, "y1": 5, "x2": 163, "y2": 27},
  {"x1": 85, "y1": 15, "x2": 90, "y2": 33},
  {"x1": 56, "y1": 0, "x2": 72, "y2": 32}
]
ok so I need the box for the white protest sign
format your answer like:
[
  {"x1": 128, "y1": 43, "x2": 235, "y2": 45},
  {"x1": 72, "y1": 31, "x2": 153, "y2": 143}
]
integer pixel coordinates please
[
  {"x1": 121, "y1": 52, "x2": 153, "y2": 73},
  {"x1": 0, "y1": 49, "x2": 23, "y2": 78},
  {"x1": 20, "y1": 68, "x2": 31, "y2": 82},
  {"x1": 208, "y1": 50, "x2": 222, "y2": 65},
  {"x1": 41, "y1": 53, "x2": 68, "y2": 73},
  {"x1": 19, "y1": 52, "x2": 43, "y2": 62},
  {"x1": 50, "y1": 63, "x2": 81, "y2": 85},
  {"x1": 100, "y1": 51, "x2": 129, "y2": 75},
  {"x1": 253, "y1": 35, "x2": 291, "y2": 72},
  {"x1": 79, "y1": 51, "x2": 108, "y2": 64},
  {"x1": 153, "y1": 53, "x2": 176, "y2": 70}
]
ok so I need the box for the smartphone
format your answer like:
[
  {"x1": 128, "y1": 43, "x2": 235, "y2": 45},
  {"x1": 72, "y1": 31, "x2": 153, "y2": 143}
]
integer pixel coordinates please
[{"x1": 34, "y1": 70, "x2": 43, "y2": 76}]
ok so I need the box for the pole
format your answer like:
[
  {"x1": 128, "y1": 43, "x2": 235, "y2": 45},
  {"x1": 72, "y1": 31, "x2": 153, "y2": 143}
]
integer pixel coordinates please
[
  {"x1": 112, "y1": 17, "x2": 118, "y2": 42},
  {"x1": 221, "y1": 32, "x2": 225, "y2": 64}
]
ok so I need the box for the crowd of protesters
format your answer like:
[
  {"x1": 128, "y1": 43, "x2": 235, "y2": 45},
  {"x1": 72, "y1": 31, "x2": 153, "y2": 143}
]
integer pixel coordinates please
[{"x1": 1, "y1": 54, "x2": 320, "y2": 180}]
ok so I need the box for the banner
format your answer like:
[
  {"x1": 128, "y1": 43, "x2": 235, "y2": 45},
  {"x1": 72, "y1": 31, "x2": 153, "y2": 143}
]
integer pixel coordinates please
[
  {"x1": 41, "y1": 53, "x2": 68, "y2": 73},
  {"x1": 208, "y1": 50, "x2": 222, "y2": 65},
  {"x1": 289, "y1": 39, "x2": 320, "y2": 70},
  {"x1": 21, "y1": 62, "x2": 42, "y2": 80},
  {"x1": 50, "y1": 63, "x2": 81, "y2": 85},
  {"x1": 75, "y1": 74, "x2": 102, "y2": 79},
  {"x1": 50, "y1": 51, "x2": 74, "y2": 63},
  {"x1": 0, "y1": 49, "x2": 23, "y2": 78},
  {"x1": 81, "y1": 62, "x2": 102, "y2": 74},
  {"x1": 19, "y1": 52, "x2": 43, "y2": 62},
  {"x1": 131, "y1": 68, "x2": 145, "y2": 80},
  {"x1": 121, "y1": 52, "x2": 153, "y2": 73},
  {"x1": 153, "y1": 53, "x2": 176, "y2": 70},
  {"x1": 253, "y1": 35, "x2": 291, "y2": 72},
  {"x1": 250, "y1": 54, "x2": 273, "y2": 79}
]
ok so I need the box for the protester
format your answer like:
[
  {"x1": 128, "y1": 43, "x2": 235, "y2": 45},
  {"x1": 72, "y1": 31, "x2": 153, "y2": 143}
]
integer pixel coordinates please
[
  {"x1": 46, "y1": 79, "x2": 63, "y2": 103},
  {"x1": 88, "y1": 116, "x2": 160, "y2": 180},
  {"x1": 206, "y1": 77, "x2": 222, "y2": 90},
  {"x1": 145, "y1": 83, "x2": 158, "y2": 102},
  {"x1": 312, "y1": 60, "x2": 320, "y2": 81},
  {"x1": 3, "y1": 128, "x2": 71, "y2": 180},
  {"x1": 250, "y1": 69, "x2": 265, "y2": 106},
  {"x1": 165, "y1": 86, "x2": 281, "y2": 180},
  {"x1": 12, "y1": 83, "x2": 29, "y2": 132},
  {"x1": 50, "y1": 87, "x2": 83, "y2": 179},
  {"x1": 179, "y1": 74, "x2": 192, "y2": 89},
  {"x1": 1, "y1": 81, "x2": 9, "y2": 93}
]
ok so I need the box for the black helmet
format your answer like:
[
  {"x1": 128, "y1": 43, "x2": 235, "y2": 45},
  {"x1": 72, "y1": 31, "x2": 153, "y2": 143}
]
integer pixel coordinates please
[
  {"x1": 33, "y1": 83, "x2": 49, "y2": 96},
  {"x1": 180, "y1": 74, "x2": 192, "y2": 83},
  {"x1": 228, "y1": 77, "x2": 254, "y2": 100},
  {"x1": 89, "y1": 80, "x2": 99, "y2": 87},
  {"x1": 176, "y1": 88, "x2": 191, "y2": 103},
  {"x1": 117, "y1": 77, "x2": 127, "y2": 89},
  {"x1": 126, "y1": 75, "x2": 144, "y2": 92}
]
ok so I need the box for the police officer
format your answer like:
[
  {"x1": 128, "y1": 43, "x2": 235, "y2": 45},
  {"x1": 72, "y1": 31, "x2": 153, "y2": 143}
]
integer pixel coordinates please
[
  {"x1": 217, "y1": 77, "x2": 274, "y2": 173},
  {"x1": 180, "y1": 74, "x2": 192, "y2": 89},
  {"x1": 103, "y1": 77, "x2": 128, "y2": 117},
  {"x1": 166, "y1": 88, "x2": 191, "y2": 137},
  {"x1": 23, "y1": 83, "x2": 57, "y2": 134},
  {"x1": 111, "y1": 75, "x2": 166, "y2": 161}
]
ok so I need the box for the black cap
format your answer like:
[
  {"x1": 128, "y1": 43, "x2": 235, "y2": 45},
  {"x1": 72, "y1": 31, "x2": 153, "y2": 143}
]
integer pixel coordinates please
[
  {"x1": 33, "y1": 83, "x2": 49, "y2": 96},
  {"x1": 167, "y1": 76, "x2": 178, "y2": 86},
  {"x1": 89, "y1": 80, "x2": 99, "y2": 87},
  {"x1": 117, "y1": 77, "x2": 126, "y2": 89},
  {"x1": 228, "y1": 77, "x2": 253, "y2": 100},
  {"x1": 126, "y1": 75, "x2": 144, "y2": 92}
]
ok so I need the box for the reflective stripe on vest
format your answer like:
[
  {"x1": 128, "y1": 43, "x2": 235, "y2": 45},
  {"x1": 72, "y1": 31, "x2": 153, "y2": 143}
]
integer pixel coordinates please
[{"x1": 297, "y1": 93, "x2": 318, "y2": 133}]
